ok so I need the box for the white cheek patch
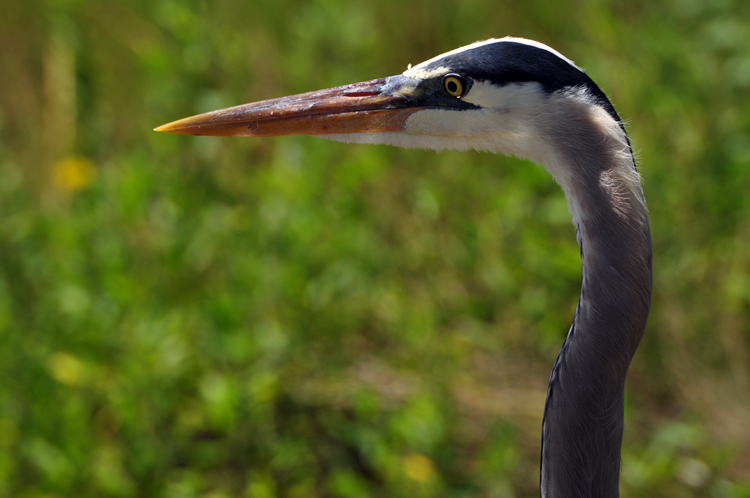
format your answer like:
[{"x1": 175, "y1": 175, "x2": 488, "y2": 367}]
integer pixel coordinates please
[
  {"x1": 403, "y1": 108, "x2": 503, "y2": 142},
  {"x1": 462, "y1": 80, "x2": 546, "y2": 111},
  {"x1": 401, "y1": 106, "x2": 552, "y2": 166}
]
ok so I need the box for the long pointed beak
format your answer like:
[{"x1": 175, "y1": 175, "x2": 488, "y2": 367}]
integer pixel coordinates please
[{"x1": 154, "y1": 76, "x2": 420, "y2": 137}]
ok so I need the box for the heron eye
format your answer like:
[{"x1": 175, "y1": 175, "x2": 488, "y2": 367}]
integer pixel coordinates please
[{"x1": 443, "y1": 75, "x2": 464, "y2": 97}]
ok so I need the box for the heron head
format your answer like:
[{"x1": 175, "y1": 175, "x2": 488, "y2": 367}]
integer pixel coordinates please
[{"x1": 155, "y1": 37, "x2": 621, "y2": 163}]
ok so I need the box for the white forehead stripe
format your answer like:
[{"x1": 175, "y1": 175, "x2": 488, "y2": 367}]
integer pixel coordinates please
[
  {"x1": 402, "y1": 66, "x2": 451, "y2": 79},
  {"x1": 403, "y1": 36, "x2": 579, "y2": 78}
]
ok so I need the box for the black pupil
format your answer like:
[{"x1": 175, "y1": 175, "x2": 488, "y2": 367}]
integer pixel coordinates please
[{"x1": 447, "y1": 80, "x2": 458, "y2": 94}]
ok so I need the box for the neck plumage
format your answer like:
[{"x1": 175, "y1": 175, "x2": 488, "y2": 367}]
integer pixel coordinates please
[{"x1": 539, "y1": 103, "x2": 652, "y2": 498}]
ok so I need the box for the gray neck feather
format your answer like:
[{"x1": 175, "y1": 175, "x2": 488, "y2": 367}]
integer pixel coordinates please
[{"x1": 538, "y1": 94, "x2": 652, "y2": 498}]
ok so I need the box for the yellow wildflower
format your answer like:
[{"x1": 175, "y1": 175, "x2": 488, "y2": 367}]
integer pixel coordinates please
[
  {"x1": 52, "y1": 156, "x2": 96, "y2": 192},
  {"x1": 403, "y1": 453, "x2": 436, "y2": 483}
]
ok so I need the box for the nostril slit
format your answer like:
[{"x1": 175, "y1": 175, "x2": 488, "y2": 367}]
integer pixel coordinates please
[{"x1": 343, "y1": 91, "x2": 380, "y2": 97}]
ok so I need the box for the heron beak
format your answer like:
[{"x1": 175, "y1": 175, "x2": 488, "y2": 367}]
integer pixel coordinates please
[{"x1": 154, "y1": 76, "x2": 420, "y2": 137}]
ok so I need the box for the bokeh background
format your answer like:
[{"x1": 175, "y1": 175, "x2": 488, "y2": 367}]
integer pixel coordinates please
[{"x1": 1, "y1": 0, "x2": 750, "y2": 496}]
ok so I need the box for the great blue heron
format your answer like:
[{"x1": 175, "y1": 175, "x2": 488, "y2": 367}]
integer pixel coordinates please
[{"x1": 156, "y1": 37, "x2": 652, "y2": 498}]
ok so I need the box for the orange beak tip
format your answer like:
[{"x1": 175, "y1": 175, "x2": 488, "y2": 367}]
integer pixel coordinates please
[
  {"x1": 154, "y1": 120, "x2": 193, "y2": 134},
  {"x1": 154, "y1": 121, "x2": 179, "y2": 133}
]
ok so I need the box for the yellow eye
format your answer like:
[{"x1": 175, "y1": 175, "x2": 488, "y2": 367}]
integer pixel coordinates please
[{"x1": 443, "y1": 75, "x2": 464, "y2": 97}]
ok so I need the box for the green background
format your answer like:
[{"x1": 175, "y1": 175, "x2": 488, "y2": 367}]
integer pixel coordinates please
[{"x1": 1, "y1": 0, "x2": 749, "y2": 496}]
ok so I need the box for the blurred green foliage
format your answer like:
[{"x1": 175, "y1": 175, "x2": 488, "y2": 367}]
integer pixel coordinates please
[{"x1": 1, "y1": 0, "x2": 749, "y2": 496}]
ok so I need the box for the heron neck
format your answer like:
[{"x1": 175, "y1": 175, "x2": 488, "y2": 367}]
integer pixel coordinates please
[{"x1": 539, "y1": 140, "x2": 652, "y2": 498}]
